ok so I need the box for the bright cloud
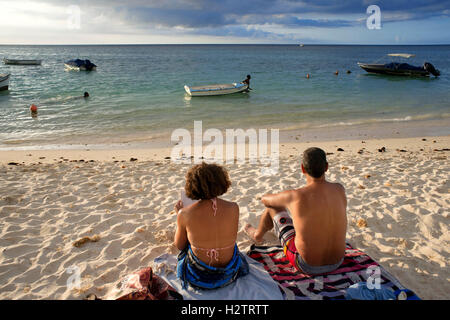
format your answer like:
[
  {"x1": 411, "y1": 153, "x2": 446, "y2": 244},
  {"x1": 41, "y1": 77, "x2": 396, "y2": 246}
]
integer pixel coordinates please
[{"x1": 0, "y1": 0, "x2": 449, "y2": 44}]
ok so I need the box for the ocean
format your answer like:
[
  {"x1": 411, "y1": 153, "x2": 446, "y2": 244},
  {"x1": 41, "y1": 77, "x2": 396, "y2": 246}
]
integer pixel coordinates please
[{"x1": 0, "y1": 44, "x2": 449, "y2": 149}]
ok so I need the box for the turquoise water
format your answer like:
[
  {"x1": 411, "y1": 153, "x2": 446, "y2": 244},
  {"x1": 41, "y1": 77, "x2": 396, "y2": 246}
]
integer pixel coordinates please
[{"x1": 0, "y1": 45, "x2": 449, "y2": 147}]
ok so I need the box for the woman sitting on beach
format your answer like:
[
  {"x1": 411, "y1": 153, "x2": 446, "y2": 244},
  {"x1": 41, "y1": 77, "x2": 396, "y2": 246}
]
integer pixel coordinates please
[{"x1": 173, "y1": 162, "x2": 249, "y2": 290}]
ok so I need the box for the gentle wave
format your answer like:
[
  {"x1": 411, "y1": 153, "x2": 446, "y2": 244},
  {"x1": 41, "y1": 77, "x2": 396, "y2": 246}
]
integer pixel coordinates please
[{"x1": 313, "y1": 113, "x2": 450, "y2": 129}]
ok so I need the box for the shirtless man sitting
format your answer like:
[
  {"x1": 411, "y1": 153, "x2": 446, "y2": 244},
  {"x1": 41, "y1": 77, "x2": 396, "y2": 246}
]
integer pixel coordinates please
[{"x1": 245, "y1": 147, "x2": 347, "y2": 274}]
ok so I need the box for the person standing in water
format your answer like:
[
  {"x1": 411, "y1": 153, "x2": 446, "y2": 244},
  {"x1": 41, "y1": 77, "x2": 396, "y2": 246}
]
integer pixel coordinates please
[{"x1": 242, "y1": 75, "x2": 252, "y2": 91}]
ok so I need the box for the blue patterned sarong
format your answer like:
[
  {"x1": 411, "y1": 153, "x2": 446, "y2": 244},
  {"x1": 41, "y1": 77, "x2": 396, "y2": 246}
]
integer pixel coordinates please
[{"x1": 177, "y1": 244, "x2": 249, "y2": 290}]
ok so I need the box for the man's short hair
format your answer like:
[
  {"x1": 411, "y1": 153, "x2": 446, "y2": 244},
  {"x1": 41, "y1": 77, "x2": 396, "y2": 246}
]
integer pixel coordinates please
[{"x1": 302, "y1": 147, "x2": 328, "y2": 178}]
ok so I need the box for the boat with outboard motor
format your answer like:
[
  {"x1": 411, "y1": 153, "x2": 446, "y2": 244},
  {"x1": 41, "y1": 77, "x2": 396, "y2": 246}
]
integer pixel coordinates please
[
  {"x1": 357, "y1": 54, "x2": 440, "y2": 77},
  {"x1": 64, "y1": 59, "x2": 97, "y2": 71}
]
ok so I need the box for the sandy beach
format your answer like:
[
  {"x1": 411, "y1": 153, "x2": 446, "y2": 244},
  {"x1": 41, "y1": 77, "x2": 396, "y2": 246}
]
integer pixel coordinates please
[{"x1": 0, "y1": 135, "x2": 448, "y2": 300}]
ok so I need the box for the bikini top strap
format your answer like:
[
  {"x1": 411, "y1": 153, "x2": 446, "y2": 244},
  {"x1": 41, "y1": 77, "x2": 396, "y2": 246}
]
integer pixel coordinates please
[
  {"x1": 191, "y1": 197, "x2": 232, "y2": 265},
  {"x1": 211, "y1": 197, "x2": 218, "y2": 216}
]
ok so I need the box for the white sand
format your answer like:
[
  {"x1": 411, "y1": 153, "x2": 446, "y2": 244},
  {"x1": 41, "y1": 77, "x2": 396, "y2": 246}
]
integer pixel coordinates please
[{"x1": 0, "y1": 136, "x2": 448, "y2": 300}]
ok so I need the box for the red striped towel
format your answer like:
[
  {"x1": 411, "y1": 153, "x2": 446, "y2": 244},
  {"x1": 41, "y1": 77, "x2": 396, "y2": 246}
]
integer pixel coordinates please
[{"x1": 247, "y1": 243, "x2": 419, "y2": 300}]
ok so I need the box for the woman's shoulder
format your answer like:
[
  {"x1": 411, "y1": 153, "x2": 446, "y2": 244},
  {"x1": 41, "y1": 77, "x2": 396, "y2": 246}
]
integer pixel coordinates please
[
  {"x1": 184, "y1": 198, "x2": 239, "y2": 216},
  {"x1": 217, "y1": 198, "x2": 239, "y2": 214}
]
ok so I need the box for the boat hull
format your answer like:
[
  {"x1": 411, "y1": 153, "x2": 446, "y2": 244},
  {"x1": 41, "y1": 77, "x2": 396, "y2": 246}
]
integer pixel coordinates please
[
  {"x1": 0, "y1": 74, "x2": 10, "y2": 91},
  {"x1": 4, "y1": 59, "x2": 42, "y2": 66},
  {"x1": 184, "y1": 83, "x2": 248, "y2": 96},
  {"x1": 357, "y1": 63, "x2": 430, "y2": 77},
  {"x1": 64, "y1": 64, "x2": 97, "y2": 72},
  {"x1": 64, "y1": 59, "x2": 97, "y2": 72}
]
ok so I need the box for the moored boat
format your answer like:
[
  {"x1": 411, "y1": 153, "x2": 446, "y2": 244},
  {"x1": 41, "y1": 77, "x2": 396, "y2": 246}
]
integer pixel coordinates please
[
  {"x1": 357, "y1": 53, "x2": 440, "y2": 77},
  {"x1": 184, "y1": 82, "x2": 248, "y2": 97},
  {"x1": 3, "y1": 58, "x2": 42, "y2": 65},
  {"x1": 64, "y1": 59, "x2": 97, "y2": 71},
  {"x1": 0, "y1": 73, "x2": 10, "y2": 91}
]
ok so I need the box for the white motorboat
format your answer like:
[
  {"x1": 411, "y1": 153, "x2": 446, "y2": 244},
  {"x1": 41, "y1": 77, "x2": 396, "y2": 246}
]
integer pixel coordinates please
[
  {"x1": 0, "y1": 73, "x2": 10, "y2": 91},
  {"x1": 3, "y1": 58, "x2": 42, "y2": 65},
  {"x1": 184, "y1": 82, "x2": 248, "y2": 97}
]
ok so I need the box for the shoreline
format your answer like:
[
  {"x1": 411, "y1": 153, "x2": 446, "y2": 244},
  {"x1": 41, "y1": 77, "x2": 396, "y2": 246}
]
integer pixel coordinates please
[
  {"x1": 1, "y1": 117, "x2": 449, "y2": 156},
  {"x1": 0, "y1": 135, "x2": 448, "y2": 165}
]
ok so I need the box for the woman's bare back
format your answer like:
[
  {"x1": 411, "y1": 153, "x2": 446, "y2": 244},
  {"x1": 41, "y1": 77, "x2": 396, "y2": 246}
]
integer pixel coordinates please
[{"x1": 184, "y1": 198, "x2": 239, "y2": 267}]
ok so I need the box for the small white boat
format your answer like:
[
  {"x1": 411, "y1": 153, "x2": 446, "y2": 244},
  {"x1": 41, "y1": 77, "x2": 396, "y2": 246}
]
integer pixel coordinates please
[
  {"x1": 0, "y1": 73, "x2": 10, "y2": 91},
  {"x1": 184, "y1": 82, "x2": 248, "y2": 97},
  {"x1": 3, "y1": 58, "x2": 42, "y2": 65}
]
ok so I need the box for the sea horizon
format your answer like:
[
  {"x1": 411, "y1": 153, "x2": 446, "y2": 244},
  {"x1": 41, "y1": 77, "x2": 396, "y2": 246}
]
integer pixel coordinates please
[{"x1": 1, "y1": 43, "x2": 450, "y2": 46}]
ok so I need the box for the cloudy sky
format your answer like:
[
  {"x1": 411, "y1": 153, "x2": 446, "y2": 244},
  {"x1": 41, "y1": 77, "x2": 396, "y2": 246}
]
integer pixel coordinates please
[{"x1": 0, "y1": 0, "x2": 449, "y2": 44}]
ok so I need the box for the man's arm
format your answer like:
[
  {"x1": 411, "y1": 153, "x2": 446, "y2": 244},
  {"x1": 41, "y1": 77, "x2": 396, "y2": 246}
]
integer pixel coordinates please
[{"x1": 261, "y1": 190, "x2": 293, "y2": 210}]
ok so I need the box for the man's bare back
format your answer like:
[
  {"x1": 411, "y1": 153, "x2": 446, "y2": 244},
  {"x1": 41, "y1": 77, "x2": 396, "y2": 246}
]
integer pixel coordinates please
[
  {"x1": 245, "y1": 147, "x2": 347, "y2": 272},
  {"x1": 286, "y1": 181, "x2": 347, "y2": 266}
]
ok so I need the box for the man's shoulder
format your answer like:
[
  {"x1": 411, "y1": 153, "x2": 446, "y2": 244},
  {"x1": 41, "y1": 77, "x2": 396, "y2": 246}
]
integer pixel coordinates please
[
  {"x1": 293, "y1": 181, "x2": 345, "y2": 194},
  {"x1": 331, "y1": 181, "x2": 346, "y2": 192},
  {"x1": 327, "y1": 182, "x2": 347, "y2": 200},
  {"x1": 287, "y1": 187, "x2": 307, "y2": 200}
]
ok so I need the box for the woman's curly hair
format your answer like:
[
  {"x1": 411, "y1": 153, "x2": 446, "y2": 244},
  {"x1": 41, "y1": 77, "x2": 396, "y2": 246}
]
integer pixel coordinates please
[{"x1": 185, "y1": 162, "x2": 231, "y2": 200}]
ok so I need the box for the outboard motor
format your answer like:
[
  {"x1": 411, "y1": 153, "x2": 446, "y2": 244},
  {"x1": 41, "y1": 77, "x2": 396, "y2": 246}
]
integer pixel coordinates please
[
  {"x1": 424, "y1": 62, "x2": 440, "y2": 77},
  {"x1": 85, "y1": 60, "x2": 97, "y2": 71}
]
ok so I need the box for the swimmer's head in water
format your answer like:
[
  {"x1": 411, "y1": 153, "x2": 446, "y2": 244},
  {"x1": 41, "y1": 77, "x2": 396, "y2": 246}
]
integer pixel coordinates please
[{"x1": 84, "y1": 92, "x2": 89, "y2": 98}]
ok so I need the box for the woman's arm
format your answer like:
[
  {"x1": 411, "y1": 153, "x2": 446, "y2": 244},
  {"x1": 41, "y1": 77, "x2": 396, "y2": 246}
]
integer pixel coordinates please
[{"x1": 173, "y1": 201, "x2": 188, "y2": 251}]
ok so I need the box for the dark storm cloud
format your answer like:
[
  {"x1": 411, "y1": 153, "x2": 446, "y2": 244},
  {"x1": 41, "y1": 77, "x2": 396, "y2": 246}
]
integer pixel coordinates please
[{"x1": 38, "y1": 0, "x2": 450, "y2": 32}]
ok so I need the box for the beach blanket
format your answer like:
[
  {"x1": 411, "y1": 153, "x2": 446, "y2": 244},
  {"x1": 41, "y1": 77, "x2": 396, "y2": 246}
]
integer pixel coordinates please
[
  {"x1": 153, "y1": 253, "x2": 283, "y2": 300},
  {"x1": 247, "y1": 243, "x2": 420, "y2": 300}
]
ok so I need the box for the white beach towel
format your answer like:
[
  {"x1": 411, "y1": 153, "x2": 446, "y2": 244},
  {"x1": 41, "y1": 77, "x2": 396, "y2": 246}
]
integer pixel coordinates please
[{"x1": 153, "y1": 253, "x2": 283, "y2": 300}]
